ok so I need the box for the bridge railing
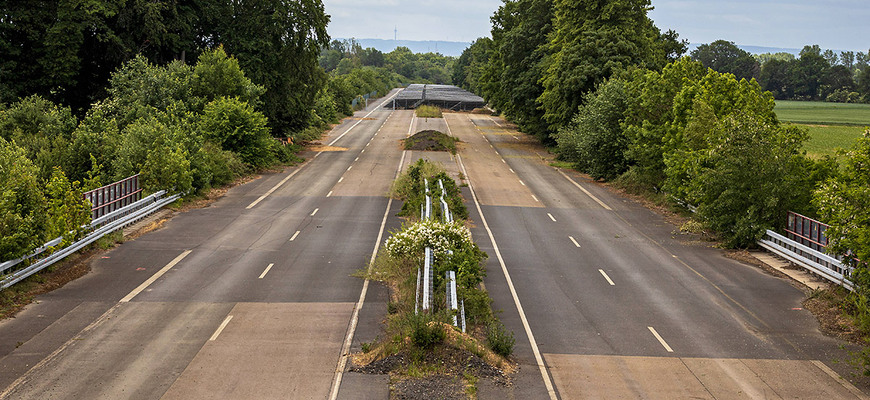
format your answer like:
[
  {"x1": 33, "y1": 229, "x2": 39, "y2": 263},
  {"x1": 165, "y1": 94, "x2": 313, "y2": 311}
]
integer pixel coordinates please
[{"x1": 759, "y1": 229, "x2": 853, "y2": 291}]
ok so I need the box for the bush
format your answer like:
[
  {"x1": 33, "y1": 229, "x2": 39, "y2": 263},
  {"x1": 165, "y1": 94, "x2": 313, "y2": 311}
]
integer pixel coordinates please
[
  {"x1": 486, "y1": 320, "x2": 515, "y2": 357},
  {"x1": 192, "y1": 46, "x2": 265, "y2": 108},
  {"x1": 0, "y1": 138, "x2": 47, "y2": 261},
  {"x1": 415, "y1": 105, "x2": 443, "y2": 118},
  {"x1": 44, "y1": 168, "x2": 91, "y2": 246},
  {"x1": 409, "y1": 313, "x2": 446, "y2": 349},
  {"x1": 200, "y1": 97, "x2": 275, "y2": 169},
  {"x1": 555, "y1": 79, "x2": 628, "y2": 181}
]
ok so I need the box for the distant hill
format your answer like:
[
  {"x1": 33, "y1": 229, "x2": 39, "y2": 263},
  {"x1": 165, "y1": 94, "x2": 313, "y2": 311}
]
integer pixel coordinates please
[
  {"x1": 688, "y1": 43, "x2": 802, "y2": 56},
  {"x1": 337, "y1": 38, "x2": 471, "y2": 57}
]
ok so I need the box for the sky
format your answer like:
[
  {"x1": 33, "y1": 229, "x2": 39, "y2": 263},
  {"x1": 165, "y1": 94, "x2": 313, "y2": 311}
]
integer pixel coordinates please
[{"x1": 321, "y1": 0, "x2": 870, "y2": 53}]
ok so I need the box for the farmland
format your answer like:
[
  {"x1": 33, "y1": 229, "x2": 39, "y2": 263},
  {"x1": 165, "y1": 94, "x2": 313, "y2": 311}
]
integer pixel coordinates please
[{"x1": 775, "y1": 100, "x2": 869, "y2": 158}]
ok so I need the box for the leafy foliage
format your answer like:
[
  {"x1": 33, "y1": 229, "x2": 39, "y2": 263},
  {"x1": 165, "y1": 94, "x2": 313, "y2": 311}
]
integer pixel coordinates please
[
  {"x1": 200, "y1": 97, "x2": 275, "y2": 169},
  {"x1": 690, "y1": 40, "x2": 760, "y2": 81},
  {"x1": 555, "y1": 79, "x2": 628, "y2": 180},
  {"x1": 0, "y1": 139, "x2": 47, "y2": 261},
  {"x1": 814, "y1": 131, "x2": 870, "y2": 264}
]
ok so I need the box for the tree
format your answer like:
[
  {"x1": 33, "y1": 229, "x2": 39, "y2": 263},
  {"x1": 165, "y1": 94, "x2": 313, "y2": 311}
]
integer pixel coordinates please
[
  {"x1": 793, "y1": 45, "x2": 830, "y2": 100},
  {"x1": 760, "y1": 59, "x2": 795, "y2": 99},
  {"x1": 485, "y1": 0, "x2": 555, "y2": 141},
  {"x1": 453, "y1": 38, "x2": 493, "y2": 96},
  {"x1": 0, "y1": 138, "x2": 47, "y2": 261},
  {"x1": 191, "y1": 46, "x2": 265, "y2": 107},
  {"x1": 539, "y1": 0, "x2": 676, "y2": 133},
  {"x1": 690, "y1": 40, "x2": 760, "y2": 81},
  {"x1": 0, "y1": 95, "x2": 77, "y2": 182},
  {"x1": 814, "y1": 131, "x2": 870, "y2": 265},
  {"x1": 688, "y1": 115, "x2": 811, "y2": 247},
  {"x1": 555, "y1": 79, "x2": 628, "y2": 180}
]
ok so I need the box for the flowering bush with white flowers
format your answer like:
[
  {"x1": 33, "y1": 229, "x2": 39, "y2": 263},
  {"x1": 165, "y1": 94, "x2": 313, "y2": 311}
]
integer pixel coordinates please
[{"x1": 385, "y1": 219, "x2": 474, "y2": 263}]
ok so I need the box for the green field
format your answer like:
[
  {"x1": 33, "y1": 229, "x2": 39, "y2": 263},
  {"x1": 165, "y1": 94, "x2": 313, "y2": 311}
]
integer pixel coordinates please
[
  {"x1": 774, "y1": 100, "x2": 870, "y2": 126},
  {"x1": 774, "y1": 100, "x2": 869, "y2": 159},
  {"x1": 799, "y1": 124, "x2": 865, "y2": 159}
]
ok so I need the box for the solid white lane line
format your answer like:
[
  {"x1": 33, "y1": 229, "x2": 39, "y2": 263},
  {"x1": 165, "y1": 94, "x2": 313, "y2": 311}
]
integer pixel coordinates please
[
  {"x1": 330, "y1": 134, "x2": 410, "y2": 400},
  {"x1": 327, "y1": 91, "x2": 399, "y2": 147},
  {"x1": 289, "y1": 231, "x2": 300, "y2": 242},
  {"x1": 648, "y1": 326, "x2": 674, "y2": 352},
  {"x1": 246, "y1": 165, "x2": 307, "y2": 209},
  {"x1": 327, "y1": 191, "x2": 333, "y2": 198},
  {"x1": 210, "y1": 315, "x2": 233, "y2": 341},
  {"x1": 569, "y1": 236, "x2": 581, "y2": 248},
  {"x1": 247, "y1": 91, "x2": 398, "y2": 209},
  {"x1": 557, "y1": 169, "x2": 612, "y2": 211},
  {"x1": 599, "y1": 269, "x2": 615, "y2": 286},
  {"x1": 120, "y1": 250, "x2": 191, "y2": 303},
  {"x1": 310, "y1": 208, "x2": 319, "y2": 216},
  {"x1": 259, "y1": 263, "x2": 274, "y2": 279},
  {"x1": 547, "y1": 213, "x2": 557, "y2": 222},
  {"x1": 455, "y1": 153, "x2": 558, "y2": 400}
]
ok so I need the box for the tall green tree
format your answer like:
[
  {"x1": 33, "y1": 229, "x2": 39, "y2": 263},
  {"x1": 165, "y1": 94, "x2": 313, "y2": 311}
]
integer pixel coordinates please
[
  {"x1": 538, "y1": 0, "x2": 679, "y2": 133},
  {"x1": 486, "y1": 0, "x2": 554, "y2": 141},
  {"x1": 200, "y1": 0, "x2": 330, "y2": 135},
  {"x1": 690, "y1": 40, "x2": 760, "y2": 81}
]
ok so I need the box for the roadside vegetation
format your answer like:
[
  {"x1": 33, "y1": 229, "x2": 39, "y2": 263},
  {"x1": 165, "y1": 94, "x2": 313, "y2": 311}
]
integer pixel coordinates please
[
  {"x1": 456, "y1": 0, "x2": 870, "y2": 375},
  {"x1": 415, "y1": 105, "x2": 444, "y2": 118},
  {"x1": 355, "y1": 159, "x2": 513, "y2": 396},
  {"x1": 404, "y1": 130, "x2": 458, "y2": 154}
]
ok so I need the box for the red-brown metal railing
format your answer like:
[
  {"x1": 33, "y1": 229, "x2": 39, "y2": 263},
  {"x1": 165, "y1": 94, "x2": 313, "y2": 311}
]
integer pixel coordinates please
[{"x1": 83, "y1": 175, "x2": 143, "y2": 220}]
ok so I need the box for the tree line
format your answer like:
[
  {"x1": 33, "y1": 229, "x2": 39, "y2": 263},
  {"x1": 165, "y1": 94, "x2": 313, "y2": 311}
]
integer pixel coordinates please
[
  {"x1": 454, "y1": 0, "x2": 867, "y2": 260},
  {"x1": 0, "y1": 2, "x2": 412, "y2": 263},
  {"x1": 690, "y1": 40, "x2": 870, "y2": 103}
]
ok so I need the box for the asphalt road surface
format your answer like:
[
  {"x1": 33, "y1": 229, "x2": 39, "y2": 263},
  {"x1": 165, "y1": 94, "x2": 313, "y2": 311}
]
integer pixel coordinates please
[{"x1": 0, "y1": 88, "x2": 867, "y2": 399}]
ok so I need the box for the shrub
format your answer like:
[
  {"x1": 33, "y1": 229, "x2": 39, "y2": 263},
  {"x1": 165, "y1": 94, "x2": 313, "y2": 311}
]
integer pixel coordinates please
[
  {"x1": 200, "y1": 97, "x2": 275, "y2": 169},
  {"x1": 0, "y1": 138, "x2": 47, "y2": 261},
  {"x1": 415, "y1": 105, "x2": 443, "y2": 118},
  {"x1": 555, "y1": 79, "x2": 628, "y2": 181},
  {"x1": 192, "y1": 46, "x2": 265, "y2": 108},
  {"x1": 486, "y1": 320, "x2": 515, "y2": 357},
  {"x1": 409, "y1": 313, "x2": 446, "y2": 349},
  {"x1": 44, "y1": 168, "x2": 91, "y2": 246}
]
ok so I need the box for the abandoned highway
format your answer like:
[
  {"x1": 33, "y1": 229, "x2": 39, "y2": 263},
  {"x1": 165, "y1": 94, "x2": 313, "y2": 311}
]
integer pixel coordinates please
[{"x1": 1, "y1": 88, "x2": 867, "y2": 399}]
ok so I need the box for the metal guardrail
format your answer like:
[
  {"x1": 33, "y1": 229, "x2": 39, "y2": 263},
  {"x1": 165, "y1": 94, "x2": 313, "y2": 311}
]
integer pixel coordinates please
[
  {"x1": 759, "y1": 229, "x2": 853, "y2": 291},
  {"x1": 1, "y1": 191, "x2": 180, "y2": 289}
]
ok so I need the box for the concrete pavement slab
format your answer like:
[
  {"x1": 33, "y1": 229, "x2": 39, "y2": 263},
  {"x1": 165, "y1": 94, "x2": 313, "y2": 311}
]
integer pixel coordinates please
[{"x1": 161, "y1": 302, "x2": 354, "y2": 400}]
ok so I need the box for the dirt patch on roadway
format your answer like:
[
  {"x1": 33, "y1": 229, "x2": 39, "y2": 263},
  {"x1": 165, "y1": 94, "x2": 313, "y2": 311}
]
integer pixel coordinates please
[{"x1": 403, "y1": 130, "x2": 457, "y2": 153}]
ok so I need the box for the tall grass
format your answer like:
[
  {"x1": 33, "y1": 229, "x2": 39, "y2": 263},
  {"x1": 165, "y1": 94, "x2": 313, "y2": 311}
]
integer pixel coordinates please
[{"x1": 415, "y1": 105, "x2": 443, "y2": 118}]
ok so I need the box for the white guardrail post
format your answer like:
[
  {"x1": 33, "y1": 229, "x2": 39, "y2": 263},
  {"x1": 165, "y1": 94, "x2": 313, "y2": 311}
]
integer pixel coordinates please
[{"x1": 758, "y1": 229, "x2": 854, "y2": 291}]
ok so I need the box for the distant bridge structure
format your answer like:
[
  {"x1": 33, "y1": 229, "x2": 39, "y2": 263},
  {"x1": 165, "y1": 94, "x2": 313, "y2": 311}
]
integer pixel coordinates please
[{"x1": 391, "y1": 84, "x2": 486, "y2": 111}]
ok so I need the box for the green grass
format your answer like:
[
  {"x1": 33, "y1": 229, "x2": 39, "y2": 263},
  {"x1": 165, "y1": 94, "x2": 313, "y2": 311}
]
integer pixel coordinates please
[
  {"x1": 799, "y1": 124, "x2": 866, "y2": 159},
  {"x1": 415, "y1": 105, "x2": 443, "y2": 118},
  {"x1": 775, "y1": 100, "x2": 870, "y2": 126}
]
